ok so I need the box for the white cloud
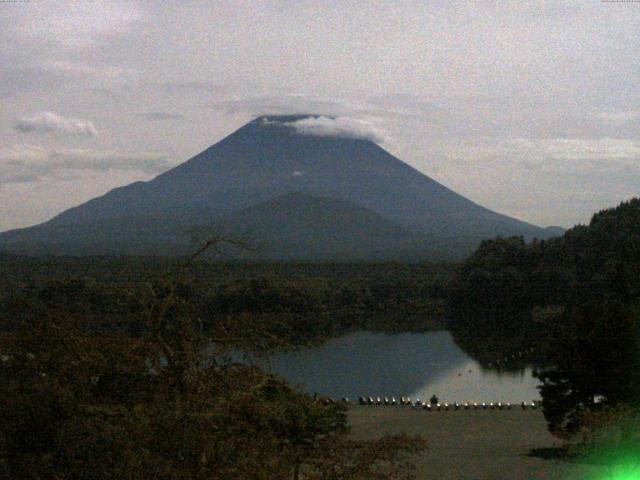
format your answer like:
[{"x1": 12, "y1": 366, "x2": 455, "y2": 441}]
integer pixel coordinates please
[
  {"x1": 282, "y1": 116, "x2": 384, "y2": 143},
  {"x1": 14, "y1": 112, "x2": 98, "y2": 138},
  {"x1": 211, "y1": 94, "x2": 399, "y2": 142},
  {"x1": 9, "y1": 1, "x2": 142, "y2": 49},
  {"x1": 139, "y1": 112, "x2": 186, "y2": 121},
  {"x1": 436, "y1": 137, "x2": 640, "y2": 164},
  {"x1": 210, "y1": 93, "x2": 443, "y2": 121},
  {"x1": 210, "y1": 94, "x2": 361, "y2": 116},
  {"x1": 539, "y1": 138, "x2": 640, "y2": 161},
  {"x1": 403, "y1": 135, "x2": 640, "y2": 228},
  {"x1": 597, "y1": 111, "x2": 640, "y2": 124},
  {"x1": 0, "y1": 144, "x2": 172, "y2": 185},
  {"x1": 367, "y1": 94, "x2": 442, "y2": 118}
]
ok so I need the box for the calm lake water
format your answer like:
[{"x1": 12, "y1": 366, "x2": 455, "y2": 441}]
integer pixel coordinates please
[{"x1": 250, "y1": 331, "x2": 540, "y2": 403}]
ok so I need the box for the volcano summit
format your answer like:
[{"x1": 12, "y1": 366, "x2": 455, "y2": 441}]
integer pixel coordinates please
[{"x1": 0, "y1": 115, "x2": 562, "y2": 260}]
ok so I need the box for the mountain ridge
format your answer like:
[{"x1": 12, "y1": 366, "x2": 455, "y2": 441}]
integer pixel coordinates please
[{"x1": 0, "y1": 115, "x2": 563, "y2": 260}]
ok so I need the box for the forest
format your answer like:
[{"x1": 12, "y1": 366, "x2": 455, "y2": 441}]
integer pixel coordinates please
[
  {"x1": 0, "y1": 259, "x2": 450, "y2": 346},
  {"x1": 2, "y1": 199, "x2": 639, "y2": 476},
  {"x1": 449, "y1": 198, "x2": 640, "y2": 454},
  {"x1": 0, "y1": 257, "x2": 440, "y2": 479}
]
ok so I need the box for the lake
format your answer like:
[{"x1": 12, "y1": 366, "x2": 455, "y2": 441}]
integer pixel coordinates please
[{"x1": 249, "y1": 331, "x2": 541, "y2": 403}]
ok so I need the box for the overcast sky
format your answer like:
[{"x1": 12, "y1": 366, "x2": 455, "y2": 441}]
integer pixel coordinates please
[{"x1": 1, "y1": 0, "x2": 639, "y2": 231}]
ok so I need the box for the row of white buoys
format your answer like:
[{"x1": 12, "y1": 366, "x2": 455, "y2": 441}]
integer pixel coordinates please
[
  {"x1": 356, "y1": 397, "x2": 539, "y2": 410},
  {"x1": 423, "y1": 401, "x2": 514, "y2": 411}
]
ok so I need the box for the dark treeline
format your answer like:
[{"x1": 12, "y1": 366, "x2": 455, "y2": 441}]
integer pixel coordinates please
[
  {"x1": 0, "y1": 259, "x2": 452, "y2": 348},
  {"x1": 449, "y1": 198, "x2": 640, "y2": 444}
]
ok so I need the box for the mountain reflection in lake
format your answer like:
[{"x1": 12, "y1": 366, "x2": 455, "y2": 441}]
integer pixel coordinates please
[{"x1": 251, "y1": 331, "x2": 540, "y2": 402}]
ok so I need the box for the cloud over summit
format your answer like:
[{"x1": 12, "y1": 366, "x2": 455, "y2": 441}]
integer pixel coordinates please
[{"x1": 283, "y1": 116, "x2": 384, "y2": 143}]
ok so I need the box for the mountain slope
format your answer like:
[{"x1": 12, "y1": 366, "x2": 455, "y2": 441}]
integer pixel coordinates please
[
  {"x1": 0, "y1": 193, "x2": 425, "y2": 259},
  {"x1": 0, "y1": 115, "x2": 561, "y2": 259},
  {"x1": 212, "y1": 192, "x2": 425, "y2": 260}
]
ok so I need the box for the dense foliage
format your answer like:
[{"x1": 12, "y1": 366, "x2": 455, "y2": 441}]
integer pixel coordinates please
[
  {"x1": 0, "y1": 259, "x2": 451, "y2": 347},
  {"x1": 0, "y1": 250, "x2": 428, "y2": 479},
  {"x1": 449, "y1": 198, "x2": 640, "y2": 439}
]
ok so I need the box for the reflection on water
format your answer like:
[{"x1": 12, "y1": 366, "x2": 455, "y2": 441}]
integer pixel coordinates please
[{"x1": 257, "y1": 331, "x2": 540, "y2": 402}]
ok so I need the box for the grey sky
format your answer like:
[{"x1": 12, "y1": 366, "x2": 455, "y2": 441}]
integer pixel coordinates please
[{"x1": 1, "y1": 0, "x2": 638, "y2": 231}]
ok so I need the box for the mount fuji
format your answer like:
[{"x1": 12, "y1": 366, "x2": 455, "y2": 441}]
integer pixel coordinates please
[{"x1": 0, "y1": 115, "x2": 562, "y2": 260}]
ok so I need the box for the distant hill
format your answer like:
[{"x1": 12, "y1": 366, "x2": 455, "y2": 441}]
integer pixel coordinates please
[
  {"x1": 0, "y1": 115, "x2": 563, "y2": 260},
  {"x1": 211, "y1": 192, "x2": 427, "y2": 260},
  {"x1": 542, "y1": 226, "x2": 566, "y2": 237}
]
